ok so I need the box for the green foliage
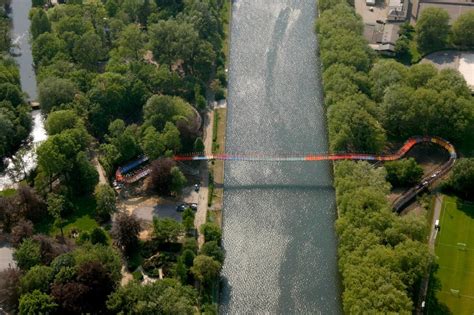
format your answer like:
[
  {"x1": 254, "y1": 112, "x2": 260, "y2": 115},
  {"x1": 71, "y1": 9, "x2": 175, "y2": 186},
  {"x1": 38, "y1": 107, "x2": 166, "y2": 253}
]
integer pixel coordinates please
[
  {"x1": 20, "y1": 265, "x2": 53, "y2": 294},
  {"x1": 328, "y1": 101, "x2": 386, "y2": 153},
  {"x1": 449, "y1": 158, "x2": 474, "y2": 199},
  {"x1": 182, "y1": 208, "x2": 195, "y2": 232},
  {"x1": 170, "y1": 166, "x2": 186, "y2": 195},
  {"x1": 334, "y1": 161, "x2": 431, "y2": 313},
  {"x1": 153, "y1": 217, "x2": 184, "y2": 243},
  {"x1": 452, "y1": 11, "x2": 474, "y2": 48},
  {"x1": 94, "y1": 184, "x2": 116, "y2": 221},
  {"x1": 107, "y1": 278, "x2": 197, "y2": 314},
  {"x1": 45, "y1": 109, "x2": 82, "y2": 135},
  {"x1": 200, "y1": 241, "x2": 224, "y2": 263},
  {"x1": 30, "y1": 9, "x2": 51, "y2": 40},
  {"x1": 415, "y1": 8, "x2": 450, "y2": 53},
  {"x1": 38, "y1": 77, "x2": 77, "y2": 114},
  {"x1": 18, "y1": 290, "x2": 57, "y2": 315},
  {"x1": 143, "y1": 95, "x2": 194, "y2": 131},
  {"x1": 385, "y1": 158, "x2": 424, "y2": 187},
  {"x1": 200, "y1": 222, "x2": 221, "y2": 243},
  {"x1": 13, "y1": 239, "x2": 41, "y2": 270},
  {"x1": 190, "y1": 255, "x2": 221, "y2": 285},
  {"x1": 89, "y1": 227, "x2": 108, "y2": 245},
  {"x1": 369, "y1": 59, "x2": 408, "y2": 101},
  {"x1": 194, "y1": 137, "x2": 205, "y2": 153}
]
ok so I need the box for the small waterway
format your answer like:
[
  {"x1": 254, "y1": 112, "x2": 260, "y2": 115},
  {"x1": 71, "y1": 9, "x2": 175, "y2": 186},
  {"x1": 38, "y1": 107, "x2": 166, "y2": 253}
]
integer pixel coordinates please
[{"x1": 0, "y1": 0, "x2": 46, "y2": 191}]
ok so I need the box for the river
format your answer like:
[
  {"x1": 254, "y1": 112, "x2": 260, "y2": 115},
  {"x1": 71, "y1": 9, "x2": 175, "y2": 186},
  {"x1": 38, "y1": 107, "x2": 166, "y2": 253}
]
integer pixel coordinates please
[
  {"x1": 221, "y1": 1, "x2": 341, "y2": 313},
  {"x1": 0, "y1": 0, "x2": 46, "y2": 191}
]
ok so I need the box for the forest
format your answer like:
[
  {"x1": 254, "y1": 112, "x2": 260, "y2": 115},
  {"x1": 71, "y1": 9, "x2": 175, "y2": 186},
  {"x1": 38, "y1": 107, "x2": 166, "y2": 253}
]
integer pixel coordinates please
[
  {"x1": 0, "y1": 0, "x2": 228, "y2": 313},
  {"x1": 316, "y1": 0, "x2": 474, "y2": 312}
]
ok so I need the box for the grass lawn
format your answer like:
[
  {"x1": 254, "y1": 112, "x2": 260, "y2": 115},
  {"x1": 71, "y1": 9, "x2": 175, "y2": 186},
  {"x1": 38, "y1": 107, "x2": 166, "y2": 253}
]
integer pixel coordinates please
[
  {"x1": 0, "y1": 188, "x2": 16, "y2": 197},
  {"x1": 36, "y1": 195, "x2": 99, "y2": 237},
  {"x1": 434, "y1": 195, "x2": 474, "y2": 314}
]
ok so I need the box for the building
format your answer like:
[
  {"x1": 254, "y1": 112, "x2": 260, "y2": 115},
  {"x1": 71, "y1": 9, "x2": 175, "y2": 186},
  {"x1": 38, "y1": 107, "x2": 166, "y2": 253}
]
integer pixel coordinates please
[{"x1": 415, "y1": 0, "x2": 474, "y2": 23}]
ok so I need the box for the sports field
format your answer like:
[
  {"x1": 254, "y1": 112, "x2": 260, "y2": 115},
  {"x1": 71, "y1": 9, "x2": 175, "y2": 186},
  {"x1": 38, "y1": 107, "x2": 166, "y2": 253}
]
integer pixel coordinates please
[{"x1": 435, "y1": 196, "x2": 474, "y2": 314}]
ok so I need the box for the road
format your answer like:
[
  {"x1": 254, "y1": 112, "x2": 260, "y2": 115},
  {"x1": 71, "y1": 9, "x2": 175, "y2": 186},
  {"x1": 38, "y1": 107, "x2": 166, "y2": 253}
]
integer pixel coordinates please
[
  {"x1": 194, "y1": 110, "x2": 214, "y2": 247},
  {"x1": 417, "y1": 194, "x2": 443, "y2": 314}
]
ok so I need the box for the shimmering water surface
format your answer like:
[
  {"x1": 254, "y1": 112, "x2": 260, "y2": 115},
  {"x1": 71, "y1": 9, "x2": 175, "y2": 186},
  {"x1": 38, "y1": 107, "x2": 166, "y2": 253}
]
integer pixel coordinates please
[
  {"x1": 221, "y1": 1, "x2": 341, "y2": 313},
  {"x1": 0, "y1": 0, "x2": 46, "y2": 190}
]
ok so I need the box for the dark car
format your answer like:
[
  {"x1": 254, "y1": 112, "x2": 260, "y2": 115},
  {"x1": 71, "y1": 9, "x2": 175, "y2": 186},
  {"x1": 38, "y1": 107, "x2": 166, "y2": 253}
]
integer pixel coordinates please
[
  {"x1": 176, "y1": 204, "x2": 189, "y2": 212},
  {"x1": 190, "y1": 203, "x2": 198, "y2": 211},
  {"x1": 194, "y1": 184, "x2": 200, "y2": 192}
]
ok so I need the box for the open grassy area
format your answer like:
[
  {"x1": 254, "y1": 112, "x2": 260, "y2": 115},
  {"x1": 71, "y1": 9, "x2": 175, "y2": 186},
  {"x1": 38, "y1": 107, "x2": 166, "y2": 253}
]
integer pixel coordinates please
[
  {"x1": 0, "y1": 188, "x2": 16, "y2": 197},
  {"x1": 434, "y1": 195, "x2": 474, "y2": 314},
  {"x1": 36, "y1": 196, "x2": 99, "y2": 237}
]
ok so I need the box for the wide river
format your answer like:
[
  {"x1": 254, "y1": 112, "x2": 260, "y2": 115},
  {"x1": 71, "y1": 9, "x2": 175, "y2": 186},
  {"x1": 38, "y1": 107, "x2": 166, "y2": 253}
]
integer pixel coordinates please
[{"x1": 221, "y1": 1, "x2": 341, "y2": 313}]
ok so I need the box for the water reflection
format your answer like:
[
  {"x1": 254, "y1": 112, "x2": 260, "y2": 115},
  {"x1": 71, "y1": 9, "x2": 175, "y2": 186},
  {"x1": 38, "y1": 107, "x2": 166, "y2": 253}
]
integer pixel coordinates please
[{"x1": 221, "y1": 1, "x2": 341, "y2": 313}]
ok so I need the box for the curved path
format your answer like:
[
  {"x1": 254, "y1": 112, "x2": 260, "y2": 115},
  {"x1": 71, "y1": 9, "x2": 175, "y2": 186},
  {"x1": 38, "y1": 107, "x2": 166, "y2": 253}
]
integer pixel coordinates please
[{"x1": 175, "y1": 136, "x2": 457, "y2": 211}]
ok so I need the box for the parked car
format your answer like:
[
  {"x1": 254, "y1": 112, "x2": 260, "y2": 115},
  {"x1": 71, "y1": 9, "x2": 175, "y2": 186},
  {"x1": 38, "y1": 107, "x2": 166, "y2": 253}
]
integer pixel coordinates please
[
  {"x1": 176, "y1": 204, "x2": 189, "y2": 212},
  {"x1": 194, "y1": 184, "x2": 200, "y2": 192},
  {"x1": 190, "y1": 203, "x2": 198, "y2": 211}
]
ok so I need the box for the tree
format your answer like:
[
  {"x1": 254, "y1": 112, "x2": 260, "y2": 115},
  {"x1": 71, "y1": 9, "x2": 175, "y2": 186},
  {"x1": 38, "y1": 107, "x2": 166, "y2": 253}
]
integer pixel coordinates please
[
  {"x1": 94, "y1": 184, "x2": 116, "y2": 221},
  {"x1": 73, "y1": 31, "x2": 104, "y2": 70},
  {"x1": 160, "y1": 122, "x2": 181, "y2": 153},
  {"x1": 31, "y1": 32, "x2": 65, "y2": 66},
  {"x1": 45, "y1": 110, "x2": 81, "y2": 135},
  {"x1": 190, "y1": 255, "x2": 221, "y2": 285},
  {"x1": 30, "y1": 9, "x2": 51, "y2": 39},
  {"x1": 182, "y1": 208, "x2": 195, "y2": 232},
  {"x1": 449, "y1": 158, "x2": 474, "y2": 199},
  {"x1": 47, "y1": 193, "x2": 66, "y2": 238},
  {"x1": 141, "y1": 126, "x2": 165, "y2": 160},
  {"x1": 320, "y1": 32, "x2": 372, "y2": 72},
  {"x1": 426, "y1": 68, "x2": 472, "y2": 99},
  {"x1": 0, "y1": 267, "x2": 22, "y2": 313},
  {"x1": 89, "y1": 227, "x2": 108, "y2": 245},
  {"x1": 193, "y1": 137, "x2": 205, "y2": 153},
  {"x1": 38, "y1": 77, "x2": 77, "y2": 114},
  {"x1": 20, "y1": 265, "x2": 53, "y2": 294},
  {"x1": 115, "y1": 24, "x2": 146, "y2": 60},
  {"x1": 18, "y1": 290, "x2": 57, "y2": 315},
  {"x1": 106, "y1": 279, "x2": 197, "y2": 314},
  {"x1": 415, "y1": 8, "x2": 450, "y2": 52},
  {"x1": 452, "y1": 11, "x2": 474, "y2": 48},
  {"x1": 143, "y1": 95, "x2": 194, "y2": 131},
  {"x1": 328, "y1": 101, "x2": 386, "y2": 153},
  {"x1": 152, "y1": 217, "x2": 184, "y2": 243},
  {"x1": 200, "y1": 222, "x2": 221, "y2": 243},
  {"x1": 11, "y1": 219, "x2": 34, "y2": 247},
  {"x1": 170, "y1": 166, "x2": 186, "y2": 196},
  {"x1": 407, "y1": 63, "x2": 438, "y2": 88},
  {"x1": 369, "y1": 59, "x2": 408, "y2": 101},
  {"x1": 385, "y1": 158, "x2": 424, "y2": 187},
  {"x1": 111, "y1": 212, "x2": 141, "y2": 255},
  {"x1": 69, "y1": 152, "x2": 99, "y2": 196},
  {"x1": 200, "y1": 241, "x2": 224, "y2": 263},
  {"x1": 147, "y1": 158, "x2": 176, "y2": 195},
  {"x1": 13, "y1": 238, "x2": 41, "y2": 270}
]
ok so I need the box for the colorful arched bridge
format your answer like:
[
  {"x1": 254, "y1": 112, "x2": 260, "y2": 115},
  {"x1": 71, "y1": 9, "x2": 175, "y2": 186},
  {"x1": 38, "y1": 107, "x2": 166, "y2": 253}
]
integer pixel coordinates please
[
  {"x1": 174, "y1": 136, "x2": 457, "y2": 162},
  {"x1": 116, "y1": 136, "x2": 456, "y2": 212}
]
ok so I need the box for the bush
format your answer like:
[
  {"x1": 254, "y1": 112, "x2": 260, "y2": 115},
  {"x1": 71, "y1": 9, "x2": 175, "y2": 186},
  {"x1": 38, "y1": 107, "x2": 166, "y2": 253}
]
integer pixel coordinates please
[
  {"x1": 200, "y1": 222, "x2": 221, "y2": 243},
  {"x1": 385, "y1": 158, "x2": 424, "y2": 187}
]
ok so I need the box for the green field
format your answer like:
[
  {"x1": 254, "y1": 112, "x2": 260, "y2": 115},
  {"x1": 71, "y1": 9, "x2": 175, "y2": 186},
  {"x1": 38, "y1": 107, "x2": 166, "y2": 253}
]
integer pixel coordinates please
[{"x1": 435, "y1": 196, "x2": 474, "y2": 314}]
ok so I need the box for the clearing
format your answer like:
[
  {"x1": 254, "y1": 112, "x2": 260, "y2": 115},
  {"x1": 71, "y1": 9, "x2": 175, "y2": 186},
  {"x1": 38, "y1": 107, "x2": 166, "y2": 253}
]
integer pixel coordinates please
[{"x1": 434, "y1": 195, "x2": 474, "y2": 314}]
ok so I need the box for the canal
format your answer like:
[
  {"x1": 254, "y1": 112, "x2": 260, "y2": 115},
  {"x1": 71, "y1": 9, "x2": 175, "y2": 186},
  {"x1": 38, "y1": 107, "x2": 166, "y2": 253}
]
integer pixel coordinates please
[
  {"x1": 0, "y1": 0, "x2": 46, "y2": 191},
  {"x1": 221, "y1": 1, "x2": 341, "y2": 313}
]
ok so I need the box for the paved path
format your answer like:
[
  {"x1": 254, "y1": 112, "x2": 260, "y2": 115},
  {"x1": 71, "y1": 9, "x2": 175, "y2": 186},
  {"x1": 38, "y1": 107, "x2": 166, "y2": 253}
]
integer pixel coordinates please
[
  {"x1": 429, "y1": 195, "x2": 443, "y2": 251},
  {"x1": 194, "y1": 110, "x2": 214, "y2": 247},
  {"x1": 417, "y1": 194, "x2": 444, "y2": 314}
]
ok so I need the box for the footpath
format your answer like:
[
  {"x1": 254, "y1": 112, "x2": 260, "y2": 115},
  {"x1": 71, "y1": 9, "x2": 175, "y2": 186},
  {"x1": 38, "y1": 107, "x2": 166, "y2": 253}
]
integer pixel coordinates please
[{"x1": 195, "y1": 110, "x2": 214, "y2": 247}]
